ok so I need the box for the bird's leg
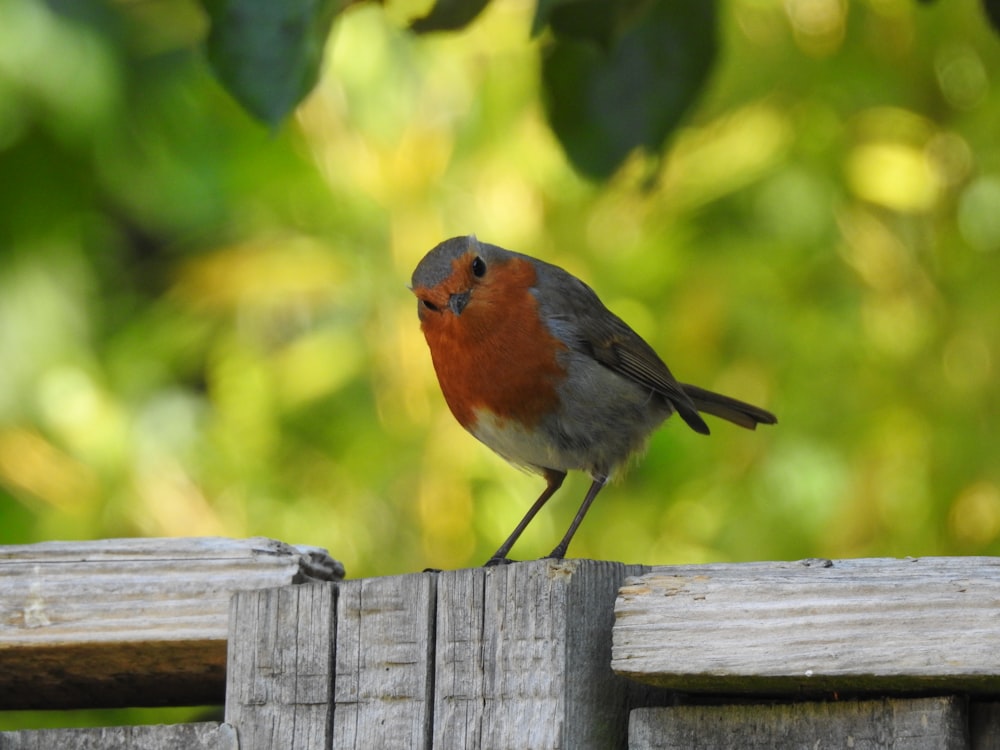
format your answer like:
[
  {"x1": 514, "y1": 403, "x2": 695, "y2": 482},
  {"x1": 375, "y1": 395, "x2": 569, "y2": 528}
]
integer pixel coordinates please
[
  {"x1": 484, "y1": 469, "x2": 566, "y2": 566},
  {"x1": 545, "y1": 475, "x2": 608, "y2": 560}
]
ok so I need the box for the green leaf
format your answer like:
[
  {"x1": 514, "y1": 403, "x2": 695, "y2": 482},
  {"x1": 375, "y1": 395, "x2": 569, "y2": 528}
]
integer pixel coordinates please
[
  {"x1": 410, "y1": 0, "x2": 492, "y2": 33},
  {"x1": 530, "y1": 0, "x2": 578, "y2": 38},
  {"x1": 540, "y1": 0, "x2": 717, "y2": 179},
  {"x1": 535, "y1": 0, "x2": 654, "y2": 49},
  {"x1": 200, "y1": 0, "x2": 343, "y2": 127}
]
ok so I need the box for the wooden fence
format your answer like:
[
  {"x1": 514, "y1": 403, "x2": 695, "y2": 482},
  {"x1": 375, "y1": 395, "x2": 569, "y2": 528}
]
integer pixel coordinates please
[{"x1": 1, "y1": 538, "x2": 999, "y2": 749}]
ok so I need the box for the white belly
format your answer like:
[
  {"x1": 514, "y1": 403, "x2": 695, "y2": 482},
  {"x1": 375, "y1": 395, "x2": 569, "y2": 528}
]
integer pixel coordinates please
[{"x1": 470, "y1": 408, "x2": 577, "y2": 474}]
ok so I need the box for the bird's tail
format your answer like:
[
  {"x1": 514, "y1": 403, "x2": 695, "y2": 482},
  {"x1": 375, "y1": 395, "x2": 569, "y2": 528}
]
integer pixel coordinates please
[{"x1": 679, "y1": 383, "x2": 778, "y2": 431}]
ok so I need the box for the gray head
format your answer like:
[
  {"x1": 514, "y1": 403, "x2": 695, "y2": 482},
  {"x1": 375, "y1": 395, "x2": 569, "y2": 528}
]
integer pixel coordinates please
[{"x1": 412, "y1": 235, "x2": 486, "y2": 289}]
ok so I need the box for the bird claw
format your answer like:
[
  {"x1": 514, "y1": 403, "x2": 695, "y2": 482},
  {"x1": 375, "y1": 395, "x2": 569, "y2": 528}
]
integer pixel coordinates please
[{"x1": 483, "y1": 556, "x2": 515, "y2": 567}]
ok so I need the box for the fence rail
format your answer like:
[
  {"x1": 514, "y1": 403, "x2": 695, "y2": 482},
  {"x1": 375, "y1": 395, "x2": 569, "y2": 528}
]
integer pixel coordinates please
[{"x1": 1, "y1": 538, "x2": 998, "y2": 749}]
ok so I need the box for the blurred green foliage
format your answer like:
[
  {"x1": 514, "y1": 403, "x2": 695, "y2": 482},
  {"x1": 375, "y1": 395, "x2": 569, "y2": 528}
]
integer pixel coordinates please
[
  {"x1": 0, "y1": 0, "x2": 998, "y2": 664},
  {"x1": 198, "y1": 0, "x2": 718, "y2": 176}
]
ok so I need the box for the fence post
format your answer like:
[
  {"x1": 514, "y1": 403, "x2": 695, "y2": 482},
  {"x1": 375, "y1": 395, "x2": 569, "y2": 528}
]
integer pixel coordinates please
[
  {"x1": 226, "y1": 582, "x2": 337, "y2": 749},
  {"x1": 332, "y1": 572, "x2": 437, "y2": 749},
  {"x1": 433, "y1": 560, "x2": 646, "y2": 750}
]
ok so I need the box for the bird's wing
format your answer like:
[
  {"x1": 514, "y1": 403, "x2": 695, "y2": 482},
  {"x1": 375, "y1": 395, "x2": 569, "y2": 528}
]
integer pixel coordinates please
[
  {"x1": 583, "y1": 317, "x2": 710, "y2": 435},
  {"x1": 536, "y1": 268, "x2": 710, "y2": 435}
]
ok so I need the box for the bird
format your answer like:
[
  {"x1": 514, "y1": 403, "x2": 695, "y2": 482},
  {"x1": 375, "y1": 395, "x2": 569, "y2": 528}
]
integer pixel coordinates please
[{"x1": 410, "y1": 235, "x2": 777, "y2": 565}]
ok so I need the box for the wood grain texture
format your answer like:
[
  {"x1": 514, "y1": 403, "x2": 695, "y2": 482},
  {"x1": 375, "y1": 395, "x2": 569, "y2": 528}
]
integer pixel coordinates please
[
  {"x1": 0, "y1": 537, "x2": 342, "y2": 709},
  {"x1": 332, "y1": 573, "x2": 436, "y2": 749},
  {"x1": 9, "y1": 554, "x2": 1000, "y2": 748},
  {"x1": 226, "y1": 583, "x2": 337, "y2": 750},
  {"x1": 0, "y1": 722, "x2": 237, "y2": 750},
  {"x1": 629, "y1": 697, "x2": 969, "y2": 750},
  {"x1": 433, "y1": 559, "x2": 646, "y2": 750},
  {"x1": 613, "y1": 557, "x2": 1000, "y2": 694}
]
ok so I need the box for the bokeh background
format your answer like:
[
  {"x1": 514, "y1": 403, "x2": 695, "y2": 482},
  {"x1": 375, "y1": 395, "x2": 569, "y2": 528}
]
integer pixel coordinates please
[{"x1": 2, "y1": 0, "x2": 999, "y2": 584}]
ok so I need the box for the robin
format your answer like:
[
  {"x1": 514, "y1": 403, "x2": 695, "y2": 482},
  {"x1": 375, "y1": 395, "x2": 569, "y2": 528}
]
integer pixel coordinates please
[{"x1": 411, "y1": 235, "x2": 777, "y2": 565}]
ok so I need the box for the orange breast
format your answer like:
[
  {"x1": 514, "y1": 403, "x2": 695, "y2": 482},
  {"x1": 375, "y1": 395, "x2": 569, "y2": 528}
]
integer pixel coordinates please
[{"x1": 421, "y1": 258, "x2": 568, "y2": 432}]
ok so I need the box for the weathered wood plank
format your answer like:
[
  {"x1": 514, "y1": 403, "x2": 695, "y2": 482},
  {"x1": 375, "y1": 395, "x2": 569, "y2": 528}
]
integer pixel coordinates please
[
  {"x1": 225, "y1": 582, "x2": 337, "y2": 750},
  {"x1": 628, "y1": 696, "x2": 969, "y2": 750},
  {"x1": 0, "y1": 537, "x2": 342, "y2": 709},
  {"x1": 434, "y1": 560, "x2": 646, "y2": 750},
  {"x1": 332, "y1": 573, "x2": 436, "y2": 749},
  {"x1": 613, "y1": 557, "x2": 1000, "y2": 693},
  {"x1": 0, "y1": 722, "x2": 237, "y2": 750}
]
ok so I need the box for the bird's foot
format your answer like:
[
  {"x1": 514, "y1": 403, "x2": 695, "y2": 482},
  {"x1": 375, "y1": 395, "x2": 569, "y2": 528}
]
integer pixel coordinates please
[{"x1": 483, "y1": 556, "x2": 516, "y2": 567}]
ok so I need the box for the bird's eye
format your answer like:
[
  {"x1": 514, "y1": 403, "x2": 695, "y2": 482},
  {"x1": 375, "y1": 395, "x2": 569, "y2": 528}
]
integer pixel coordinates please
[
  {"x1": 421, "y1": 299, "x2": 439, "y2": 312},
  {"x1": 471, "y1": 256, "x2": 486, "y2": 278}
]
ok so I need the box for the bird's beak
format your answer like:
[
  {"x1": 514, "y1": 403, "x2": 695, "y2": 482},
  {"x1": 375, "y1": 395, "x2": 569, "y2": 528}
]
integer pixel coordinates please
[{"x1": 448, "y1": 291, "x2": 470, "y2": 316}]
